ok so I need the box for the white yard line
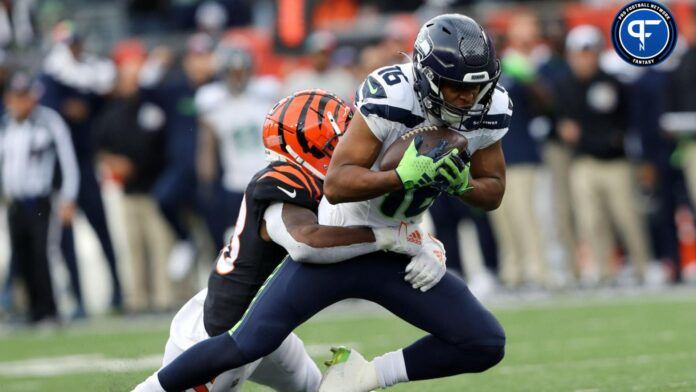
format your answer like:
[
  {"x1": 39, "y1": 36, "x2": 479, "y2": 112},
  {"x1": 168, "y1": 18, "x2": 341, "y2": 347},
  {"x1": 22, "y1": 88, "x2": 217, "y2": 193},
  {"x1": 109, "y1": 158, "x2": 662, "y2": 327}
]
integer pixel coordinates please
[
  {"x1": 1, "y1": 347, "x2": 689, "y2": 380},
  {"x1": 0, "y1": 354, "x2": 162, "y2": 377},
  {"x1": 0, "y1": 343, "x2": 359, "y2": 378}
]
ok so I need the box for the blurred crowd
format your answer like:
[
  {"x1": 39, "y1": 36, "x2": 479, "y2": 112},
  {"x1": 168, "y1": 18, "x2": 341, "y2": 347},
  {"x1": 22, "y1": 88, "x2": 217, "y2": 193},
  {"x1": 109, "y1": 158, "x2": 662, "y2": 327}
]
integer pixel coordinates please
[{"x1": 1, "y1": 0, "x2": 696, "y2": 326}]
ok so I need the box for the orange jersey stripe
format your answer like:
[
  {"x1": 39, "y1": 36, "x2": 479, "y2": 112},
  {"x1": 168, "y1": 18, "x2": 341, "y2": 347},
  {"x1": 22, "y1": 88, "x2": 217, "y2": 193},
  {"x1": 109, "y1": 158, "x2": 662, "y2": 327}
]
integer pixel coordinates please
[
  {"x1": 305, "y1": 172, "x2": 321, "y2": 197},
  {"x1": 260, "y1": 171, "x2": 303, "y2": 189},
  {"x1": 273, "y1": 164, "x2": 317, "y2": 197},
  {"x1": 193, "y1": 385, "x2": 209, "y2": 392}
]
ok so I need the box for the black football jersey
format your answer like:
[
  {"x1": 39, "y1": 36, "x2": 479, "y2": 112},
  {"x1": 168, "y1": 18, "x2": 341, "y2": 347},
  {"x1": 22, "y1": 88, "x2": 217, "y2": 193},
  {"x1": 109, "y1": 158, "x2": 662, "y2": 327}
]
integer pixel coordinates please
[{"x1": 203, "y1": 161, "x2": 322, "y2": 336}]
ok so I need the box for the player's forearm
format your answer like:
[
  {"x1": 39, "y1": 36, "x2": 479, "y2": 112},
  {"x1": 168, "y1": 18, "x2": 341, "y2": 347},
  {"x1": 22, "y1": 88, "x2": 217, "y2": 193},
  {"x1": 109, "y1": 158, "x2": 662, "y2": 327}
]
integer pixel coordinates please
[
  {"x1": 285, "y1": 225, "x2": 381, "y2": 264},
  {"x1": 264, "y1": 203, "x2": 381, "y2": 264},
  {"x1": 458, "y1": 177, "x2": 505, "y2": 211},
  {"x1": 324, "y1": 165, "x2": 402, "y2": 203},
  {"x1": 295, "y1": 225, "x2": 376, "y2": 248}
]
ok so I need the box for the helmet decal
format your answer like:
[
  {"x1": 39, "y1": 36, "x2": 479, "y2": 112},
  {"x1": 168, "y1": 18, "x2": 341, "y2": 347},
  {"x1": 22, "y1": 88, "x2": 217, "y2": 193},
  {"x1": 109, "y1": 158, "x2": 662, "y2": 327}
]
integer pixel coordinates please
[{"x1": 262, "y1": 89, "x2": 353, "y2": 179}]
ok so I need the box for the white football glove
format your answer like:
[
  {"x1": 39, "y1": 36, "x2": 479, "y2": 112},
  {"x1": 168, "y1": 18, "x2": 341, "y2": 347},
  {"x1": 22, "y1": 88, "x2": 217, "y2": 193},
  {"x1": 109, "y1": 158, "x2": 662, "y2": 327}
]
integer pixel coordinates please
[
  {"x1": 373, "y1": 222, "x2": 423, "y2": 257},
  {"x1": 405, "y1": 233, "x2": 446, "y2": 292}
]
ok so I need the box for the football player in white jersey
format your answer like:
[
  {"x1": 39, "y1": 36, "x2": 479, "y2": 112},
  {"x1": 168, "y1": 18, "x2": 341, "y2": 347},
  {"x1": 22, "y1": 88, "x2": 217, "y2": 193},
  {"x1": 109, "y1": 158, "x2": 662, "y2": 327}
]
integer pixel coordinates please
[
  {"x1": 140, "y1": 14, "x2": 511, "y2": 392},
  {"x1": 196, "y1": 41, "x2": 279, "y2": 249}
]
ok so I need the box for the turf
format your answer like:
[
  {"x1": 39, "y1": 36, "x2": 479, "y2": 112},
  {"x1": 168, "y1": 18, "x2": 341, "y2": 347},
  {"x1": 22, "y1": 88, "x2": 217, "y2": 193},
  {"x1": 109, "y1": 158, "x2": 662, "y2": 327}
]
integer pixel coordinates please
[{"x1": 1, "y1": 289, "x2": 695, "y2": 391}]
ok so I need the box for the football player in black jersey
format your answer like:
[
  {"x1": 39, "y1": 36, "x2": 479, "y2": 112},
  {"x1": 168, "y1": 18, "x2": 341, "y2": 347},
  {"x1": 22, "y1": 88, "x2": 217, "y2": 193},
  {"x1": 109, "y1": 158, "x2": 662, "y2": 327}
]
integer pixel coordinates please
[
  {"x1": 136, "y1": 14, "x2": 507, "y2": 392},
  {"x1": 134, "y1": 90, "x2": 427, "y2": 392}
]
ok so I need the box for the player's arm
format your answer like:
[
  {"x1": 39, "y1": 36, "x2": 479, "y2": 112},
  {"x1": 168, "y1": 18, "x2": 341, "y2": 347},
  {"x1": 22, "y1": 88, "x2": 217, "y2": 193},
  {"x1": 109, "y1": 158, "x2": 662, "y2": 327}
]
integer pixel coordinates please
[
  {"x1": 196, "y1": 120, "x2": 218, "y2": 185},
  {"x1": 323, "y1": 112, "x2": 403, "y2": 203},
  {"x1": 262, "y1": 202, "x2": 421, "y2": 263},
  {"x1": 457, "y1": 140, "x2": 506, "y2": 211}
]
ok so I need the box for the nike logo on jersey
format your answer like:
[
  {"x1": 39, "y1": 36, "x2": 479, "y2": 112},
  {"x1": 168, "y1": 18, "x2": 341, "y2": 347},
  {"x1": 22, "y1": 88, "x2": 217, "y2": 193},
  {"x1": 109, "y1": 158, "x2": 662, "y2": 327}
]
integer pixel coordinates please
[
  {"x1": 277, "y1": 186, "x2": 297, "y2": 198},
  {"x1": 367, "y1": 78, "x2": 379, "y2": 94}
]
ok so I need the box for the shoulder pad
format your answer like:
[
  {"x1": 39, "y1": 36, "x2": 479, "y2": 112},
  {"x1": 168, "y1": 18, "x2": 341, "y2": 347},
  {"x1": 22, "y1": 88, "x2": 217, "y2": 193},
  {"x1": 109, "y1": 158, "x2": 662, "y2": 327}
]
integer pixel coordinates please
[
  {"x1": 355, "y1": 64, "x2": 424, "y2": 128},
  {"x1": 252, "y1": 163, "x2": 321, "y2": 210}
]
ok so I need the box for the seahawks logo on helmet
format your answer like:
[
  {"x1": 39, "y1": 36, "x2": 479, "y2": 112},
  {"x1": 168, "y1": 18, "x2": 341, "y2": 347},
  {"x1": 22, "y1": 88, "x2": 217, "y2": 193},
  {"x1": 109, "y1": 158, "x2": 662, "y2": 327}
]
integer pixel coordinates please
[{"x1": 415, "y1": 29, "x2": 433, "y2": 59}]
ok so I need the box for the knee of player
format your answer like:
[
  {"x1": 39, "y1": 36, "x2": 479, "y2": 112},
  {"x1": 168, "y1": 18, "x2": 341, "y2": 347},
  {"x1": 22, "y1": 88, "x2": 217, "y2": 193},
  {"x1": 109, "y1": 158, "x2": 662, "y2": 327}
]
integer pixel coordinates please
[
  {"x1": 451, "y1": 313, "x2": 506, "y2": 347},
  {"x1": 476, "y1": 344, "x2": 505, "y2": 372},
  {"x1": 479, "y1": 311, "x2": 506, "y2": 344},
  {"x1": 450, "y1": 343, "x2": 505, "y2": 374}
]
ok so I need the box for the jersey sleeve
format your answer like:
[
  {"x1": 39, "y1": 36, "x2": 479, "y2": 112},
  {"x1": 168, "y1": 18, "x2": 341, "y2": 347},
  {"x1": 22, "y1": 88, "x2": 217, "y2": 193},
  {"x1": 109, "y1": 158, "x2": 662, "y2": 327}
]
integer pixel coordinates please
[
  {"x1": 354, "y1": 65, "x2": 425, "y2": 142},
  {"x1": 252, "y1": 164, "x2": 320, "y2": 211},
  {"x1": 464, "y1": 86, "x2": 513, "y2": 154}
]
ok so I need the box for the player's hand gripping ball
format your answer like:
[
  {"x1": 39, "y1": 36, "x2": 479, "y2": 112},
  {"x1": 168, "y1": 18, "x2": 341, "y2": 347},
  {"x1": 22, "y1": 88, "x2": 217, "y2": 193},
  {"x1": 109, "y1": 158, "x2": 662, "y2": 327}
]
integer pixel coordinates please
[{"x1": 384, "y1": 125, "x2": 470, "y2": 192}]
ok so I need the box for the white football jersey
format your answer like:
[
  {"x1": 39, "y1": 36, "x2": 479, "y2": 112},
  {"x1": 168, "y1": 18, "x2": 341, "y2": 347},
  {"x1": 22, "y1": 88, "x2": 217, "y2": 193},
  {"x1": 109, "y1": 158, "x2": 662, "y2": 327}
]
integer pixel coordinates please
[
  {"x1": 195, "y1": 80, "x2": 276, "y2": 192},
  {"x1": 318, "y1": 62, "x2": 512, "y2": 228}
]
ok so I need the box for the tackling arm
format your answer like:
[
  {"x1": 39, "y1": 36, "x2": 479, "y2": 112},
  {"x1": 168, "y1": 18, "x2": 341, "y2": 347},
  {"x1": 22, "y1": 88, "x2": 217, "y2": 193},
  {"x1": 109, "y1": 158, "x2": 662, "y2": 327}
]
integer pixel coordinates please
[
  {"x1": 458, "y1": 140, "x2": 506, "y2": 211},
  {"x1": 262, "y1": 202, "x2": 421, "y2": 263},
  {"x1": 323, "y1": 112, "x2": 403, "y2": 203}
]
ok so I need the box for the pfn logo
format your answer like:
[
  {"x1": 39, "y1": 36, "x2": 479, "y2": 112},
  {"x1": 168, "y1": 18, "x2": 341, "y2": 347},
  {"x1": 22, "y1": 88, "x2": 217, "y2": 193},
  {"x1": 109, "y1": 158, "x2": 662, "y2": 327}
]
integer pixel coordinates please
[
  {"x1": 627, "y1": 19, "x2": 661, "y2": 51},
  {"x1": 611, "y1": 1, "x2": 677, "y2": 66}
]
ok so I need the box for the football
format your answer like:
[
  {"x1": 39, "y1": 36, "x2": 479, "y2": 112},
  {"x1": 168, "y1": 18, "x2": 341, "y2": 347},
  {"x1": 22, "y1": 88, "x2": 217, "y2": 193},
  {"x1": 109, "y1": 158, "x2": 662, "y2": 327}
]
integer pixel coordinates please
[{"x1": 379, "y1": 125, "x2": 469, "y2": 171}]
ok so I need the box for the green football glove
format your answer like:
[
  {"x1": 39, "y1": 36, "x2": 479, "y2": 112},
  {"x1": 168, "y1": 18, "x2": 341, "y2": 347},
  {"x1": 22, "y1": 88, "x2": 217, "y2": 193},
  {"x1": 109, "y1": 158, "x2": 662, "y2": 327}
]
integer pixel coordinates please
[
  {"x1": 436, "y1": 154, "x2": 473, "y2": 195},
  {"x1": 395, "y1": 135, "x2": 454, "y2": 190}
]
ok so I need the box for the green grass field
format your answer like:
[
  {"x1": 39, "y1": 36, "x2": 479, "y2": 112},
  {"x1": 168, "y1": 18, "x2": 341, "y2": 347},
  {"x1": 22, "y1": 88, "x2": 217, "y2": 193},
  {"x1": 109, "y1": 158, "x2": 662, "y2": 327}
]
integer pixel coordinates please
[{"x1": 1, "y1": 288, "x2": 696, "y2": 392}]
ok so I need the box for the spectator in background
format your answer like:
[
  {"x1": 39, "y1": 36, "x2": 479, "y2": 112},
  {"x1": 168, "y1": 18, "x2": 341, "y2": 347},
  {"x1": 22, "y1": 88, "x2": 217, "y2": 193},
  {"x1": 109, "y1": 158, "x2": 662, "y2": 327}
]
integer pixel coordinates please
[
  {"x1": 0, "y1": 0, "x2": 36, "y2": 48},
  {"x1": 491, "y1": 12, "x2": 548, "y2": 289},
  {"x1": 558, "y1": 25, "x2": 651, "y2": 285},
  {"x1": 40, "y1": 20, "x2": 122, "y2": 317},
  {"x1": 168, "y1": 0, "x2": 252, "y2": 32},
  {"x1": 660, "y1": 10, "x2": 696, "y2": 281},
  {"x1": 139, "y1": 33, "x2": 216, "y2": 282},
  {"x1": 0, "y1": 73, "x2": 79, "y2": 324},
  {"x1": 379, "y1": 18, "x2": 415, "y2": 65},
  {"x1": 0, "y1": 49, "x2": 10, "y2": 101},
  {"x1": 355, "y1": 44, "x2": 390, "y2": 83},
  {"x1": 0, "y1": 48, "x2": 17, "y2": 313},
  {"x1": 428, "y1": 195, "x2": 500, "y2": 294},
  {"x1": 536, "y1": 17, "x2": 577, "y2": 283},
  {"x1": 195, "y1": 40, "x2": 276, "y2": 249},
  {"x1": 94, "y1": 40, "x2": 175, "y2": 314},
  {"x1": 127, "y1": 0, "x2": 170, "y2": 35},
  {"x1": 630, "y1": 59, "x2": 684, "y2": 282},
  {"x1": 195, "y1": 1, "x2": 228, "y2": 40},
  {"x1": 662, "y1": 10, "x2": 696, "y2": 213},
  {"x1": 282, "y1": 31, "x2": 356, "y2": 103}
]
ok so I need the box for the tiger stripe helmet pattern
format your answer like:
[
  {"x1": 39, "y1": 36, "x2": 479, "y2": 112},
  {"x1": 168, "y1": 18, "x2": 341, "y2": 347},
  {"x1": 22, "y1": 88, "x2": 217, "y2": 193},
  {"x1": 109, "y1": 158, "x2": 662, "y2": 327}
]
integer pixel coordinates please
[{"x1": 262, "y1": 89, "x2": 353, "y2": 179}]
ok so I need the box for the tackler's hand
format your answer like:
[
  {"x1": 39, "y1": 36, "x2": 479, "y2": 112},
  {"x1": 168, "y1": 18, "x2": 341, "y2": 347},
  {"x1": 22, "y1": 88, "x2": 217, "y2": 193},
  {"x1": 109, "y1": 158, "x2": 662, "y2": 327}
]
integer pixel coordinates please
[
  {"x1": 404, "y1": 233, "x2": 446, "y2": 292},
  {"x1": 373, "y1": 222, "x2": 423, "y2": 257}
]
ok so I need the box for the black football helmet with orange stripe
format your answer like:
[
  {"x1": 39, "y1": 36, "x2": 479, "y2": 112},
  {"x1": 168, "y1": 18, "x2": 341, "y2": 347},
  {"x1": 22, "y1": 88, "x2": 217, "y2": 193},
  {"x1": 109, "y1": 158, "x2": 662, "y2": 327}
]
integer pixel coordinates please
[{"x1": 262, "y1": 89, "x2": 353, "y2": 179}]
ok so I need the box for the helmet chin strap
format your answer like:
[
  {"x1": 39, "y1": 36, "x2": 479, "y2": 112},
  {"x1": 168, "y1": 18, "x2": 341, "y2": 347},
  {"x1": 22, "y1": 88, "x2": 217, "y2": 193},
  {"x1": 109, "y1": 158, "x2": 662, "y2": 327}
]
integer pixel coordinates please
[
  {"x1": 286, "y1": 145, "x2": 326, "y2": 180},
  {"x1": 325, "y1": 111, "x2": 343, "y2": 136},
  {"x1": 264, "y1": 149, "x2": 287, "y2": 163},
  {"x1": 437, "y1": 80, "x2": 493, "y2": 129}
]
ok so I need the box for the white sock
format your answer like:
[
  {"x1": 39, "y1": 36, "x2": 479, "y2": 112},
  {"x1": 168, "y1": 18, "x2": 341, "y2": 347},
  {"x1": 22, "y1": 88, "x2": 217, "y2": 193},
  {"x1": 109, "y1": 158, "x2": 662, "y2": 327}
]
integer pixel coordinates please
[
  {"x1": 132, "y1": 373, "x2": 166, "y2": 392},
  {"x1": 372, "y1": 349, "x2": 409, "y2": 388}
]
